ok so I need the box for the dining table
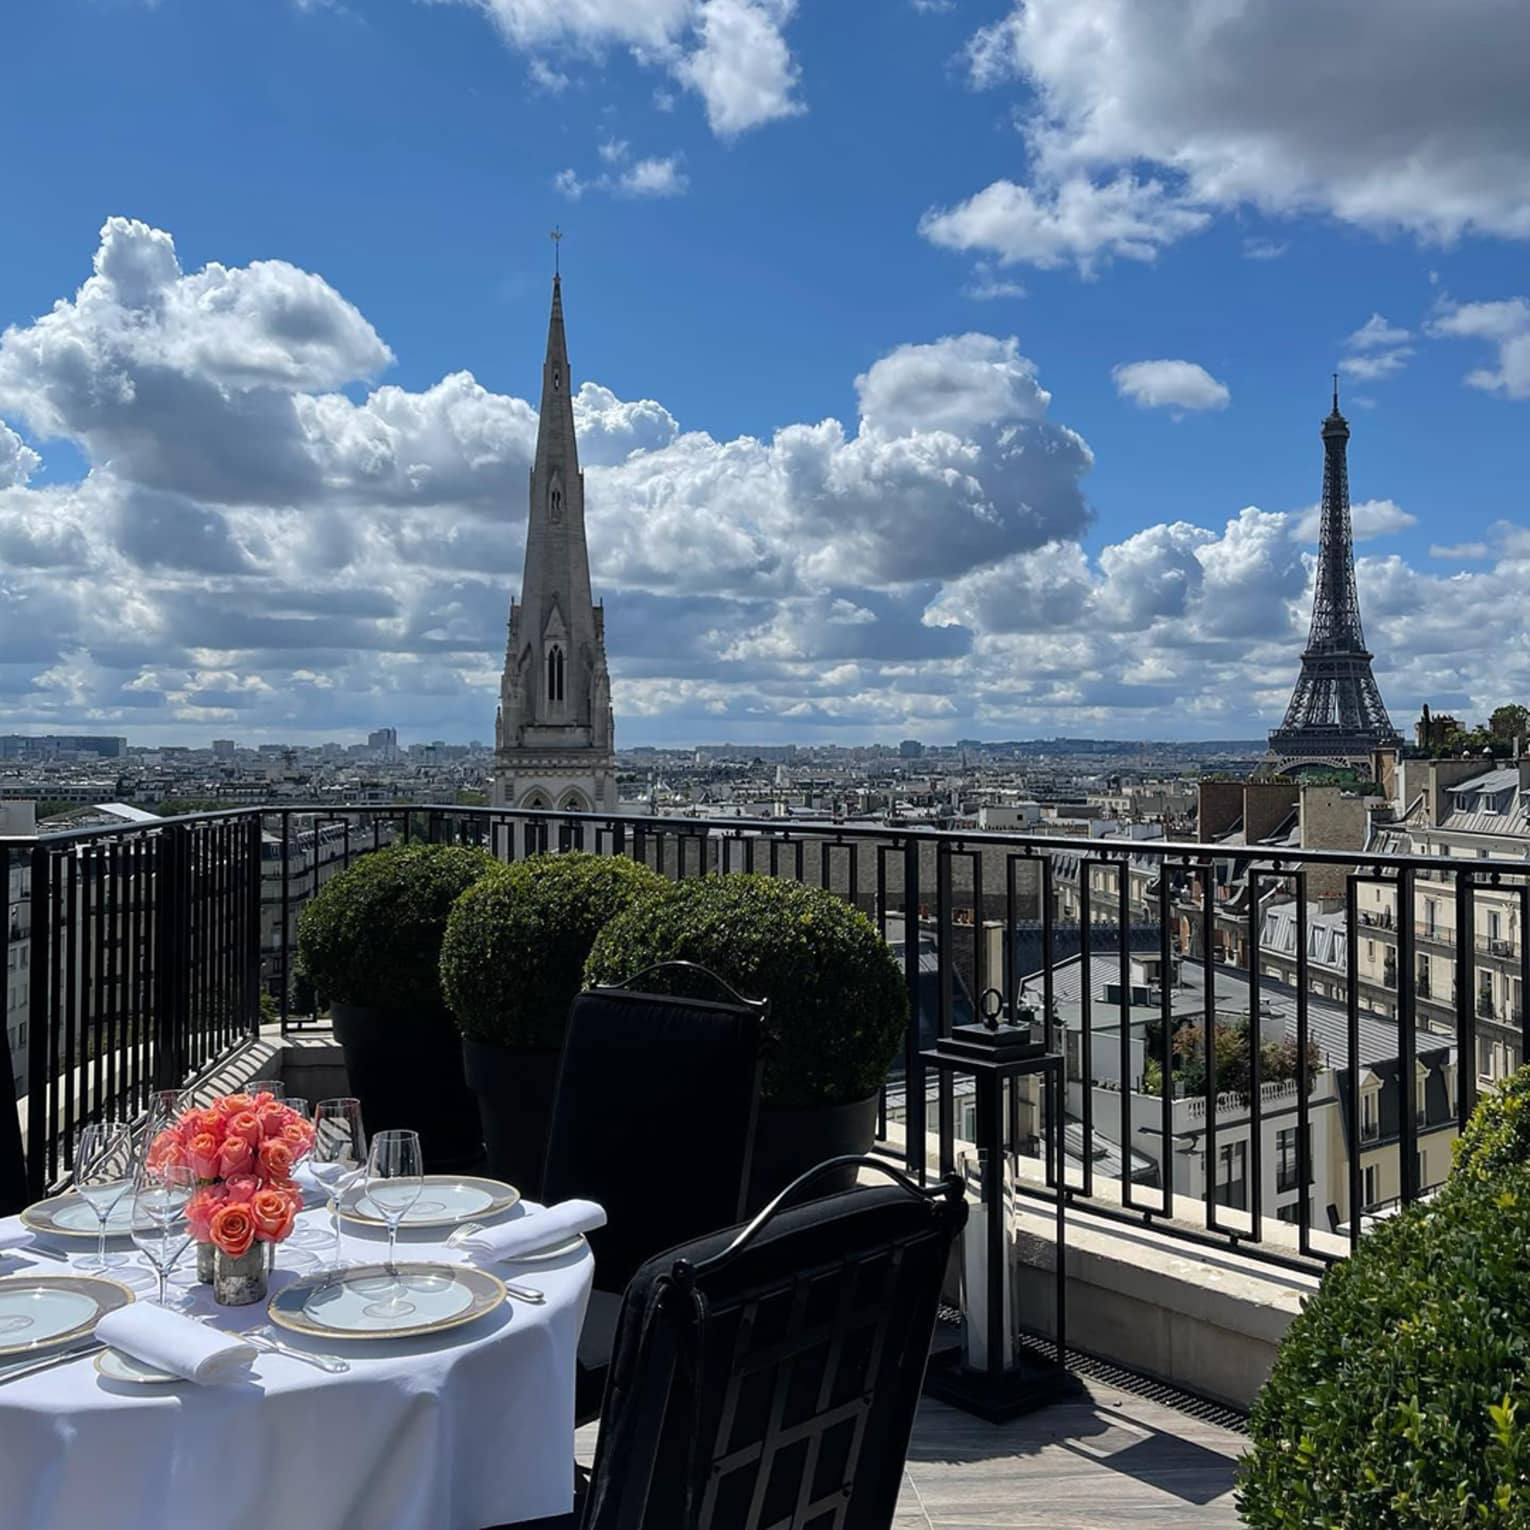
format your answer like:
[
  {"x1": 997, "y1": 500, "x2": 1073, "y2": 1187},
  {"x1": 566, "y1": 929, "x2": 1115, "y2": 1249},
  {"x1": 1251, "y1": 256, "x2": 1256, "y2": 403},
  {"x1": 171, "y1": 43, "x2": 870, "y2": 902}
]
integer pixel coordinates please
[{"x1": 0, "y1": 1197, "x2": 595, "y2": 1530}]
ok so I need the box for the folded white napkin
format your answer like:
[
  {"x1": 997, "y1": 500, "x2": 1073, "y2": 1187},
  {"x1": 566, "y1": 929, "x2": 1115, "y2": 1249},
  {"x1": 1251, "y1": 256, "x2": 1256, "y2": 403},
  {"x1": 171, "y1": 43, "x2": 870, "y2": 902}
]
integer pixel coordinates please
[
  {"x1": 0, "y1": 1216, "x2": 33, "y2": 1253},
  {"x1": 457, "y1": 1200, "x2": 606, "y2": 1262},
  {"x1": 96, "y1": 1305, "x2": 258, "y2": 1384}
]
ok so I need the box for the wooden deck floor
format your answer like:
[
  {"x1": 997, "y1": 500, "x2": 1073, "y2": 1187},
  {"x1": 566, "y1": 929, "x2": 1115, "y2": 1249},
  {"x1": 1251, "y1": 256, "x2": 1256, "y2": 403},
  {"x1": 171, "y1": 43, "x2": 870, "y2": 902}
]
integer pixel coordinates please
[{"x1": 576, "y1": 1374, "x2": 1246, "y2": 1528}]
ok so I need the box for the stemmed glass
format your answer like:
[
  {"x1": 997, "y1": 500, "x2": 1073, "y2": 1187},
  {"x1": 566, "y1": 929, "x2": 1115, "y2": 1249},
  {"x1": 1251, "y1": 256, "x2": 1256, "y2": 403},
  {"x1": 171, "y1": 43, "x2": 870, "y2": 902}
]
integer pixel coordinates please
[
  {"x1": 74, "y1": 1122, "x2": 134, "y2": 1271},
  {"x1": 280, "y1": 1096, "x2": 311, "y2": 1120},
  {"x1": 130, "y1": 1161, "x2": 195, "y2": 1307},
  {"x1": 247, "y1": 1078, "x2": 283, "y2": 1104},
  {"x1": 308, "y1": 1098, "x2": 366, "y2": 1266},
  {"x1": 360, "y1": 1130, "x2": 423, "y2": 1319}
]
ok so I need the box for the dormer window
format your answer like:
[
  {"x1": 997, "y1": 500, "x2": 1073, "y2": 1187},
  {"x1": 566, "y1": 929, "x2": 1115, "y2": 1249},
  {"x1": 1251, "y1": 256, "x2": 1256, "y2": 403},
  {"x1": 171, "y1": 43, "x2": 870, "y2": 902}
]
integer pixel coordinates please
[{"x1": 1360, "y1": 1085, "x2": 1380, "y2": 1142}]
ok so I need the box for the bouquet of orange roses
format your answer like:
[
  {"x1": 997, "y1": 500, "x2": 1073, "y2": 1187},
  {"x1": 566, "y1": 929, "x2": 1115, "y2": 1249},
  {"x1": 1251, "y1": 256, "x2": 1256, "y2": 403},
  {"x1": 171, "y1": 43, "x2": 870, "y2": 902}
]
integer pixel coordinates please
[{"x1": 146, "y1": 1091, "x2": 316, "y2": 1260}]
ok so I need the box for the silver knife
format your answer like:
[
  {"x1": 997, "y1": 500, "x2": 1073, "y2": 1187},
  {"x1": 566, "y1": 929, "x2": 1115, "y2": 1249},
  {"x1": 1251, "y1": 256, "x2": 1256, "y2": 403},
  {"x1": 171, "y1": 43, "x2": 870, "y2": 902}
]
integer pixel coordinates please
[{"x1": 0, "y1": 1341, "x2": 106, "y2": 1386}]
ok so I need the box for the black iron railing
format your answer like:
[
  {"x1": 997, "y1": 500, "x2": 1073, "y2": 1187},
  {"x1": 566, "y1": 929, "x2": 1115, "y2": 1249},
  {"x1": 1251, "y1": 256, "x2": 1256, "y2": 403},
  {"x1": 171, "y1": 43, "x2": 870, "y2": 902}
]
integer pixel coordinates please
[{"x1": 6, "y1": 802, "x2": 1530, "y2": 1275}]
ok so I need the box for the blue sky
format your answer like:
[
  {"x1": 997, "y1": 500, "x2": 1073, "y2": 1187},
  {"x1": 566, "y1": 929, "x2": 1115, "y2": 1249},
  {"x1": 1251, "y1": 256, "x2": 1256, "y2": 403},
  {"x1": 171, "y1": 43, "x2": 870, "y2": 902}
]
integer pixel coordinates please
[{"x1": 2, "y1": 0, "x2": 1529, "y2": 745}]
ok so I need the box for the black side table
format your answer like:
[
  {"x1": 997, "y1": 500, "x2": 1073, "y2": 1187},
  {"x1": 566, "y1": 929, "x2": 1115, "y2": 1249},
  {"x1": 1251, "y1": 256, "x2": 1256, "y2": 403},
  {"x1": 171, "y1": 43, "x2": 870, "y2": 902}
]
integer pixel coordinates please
[{"x1": 920, "y1": 1042, "x2": 1075, "y2": 1420}]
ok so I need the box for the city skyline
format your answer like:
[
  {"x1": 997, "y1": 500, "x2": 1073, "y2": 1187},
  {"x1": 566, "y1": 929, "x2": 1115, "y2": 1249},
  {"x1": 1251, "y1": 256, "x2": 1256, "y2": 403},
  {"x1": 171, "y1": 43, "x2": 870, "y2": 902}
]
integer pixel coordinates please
[{"x1": 4, "y1": 2, "x2": 1530, "y2": 748}]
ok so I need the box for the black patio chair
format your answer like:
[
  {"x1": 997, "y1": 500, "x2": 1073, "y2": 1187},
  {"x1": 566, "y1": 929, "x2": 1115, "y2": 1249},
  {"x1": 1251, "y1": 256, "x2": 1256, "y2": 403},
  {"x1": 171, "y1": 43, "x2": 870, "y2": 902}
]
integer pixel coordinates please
[
  {"x1": 542, "y1": 963, "x2": 768, "y2": 1421},
  {"x1": 577, "y1": 1156, "x2": 967, "y2": 1530}
]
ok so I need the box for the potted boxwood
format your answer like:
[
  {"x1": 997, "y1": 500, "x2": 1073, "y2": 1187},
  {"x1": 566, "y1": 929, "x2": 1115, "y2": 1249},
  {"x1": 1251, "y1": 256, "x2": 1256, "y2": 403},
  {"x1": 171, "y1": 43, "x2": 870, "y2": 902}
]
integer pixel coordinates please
[
  {"x1": 584, "y1": 874, "x2": 907, "y2": 1209},
  {"x1": 295, "y1": 842, "x2": 498, "y2": 1171},
  {"x1": 440, "y1": 851, "x2": 668, "y2": 1197}
]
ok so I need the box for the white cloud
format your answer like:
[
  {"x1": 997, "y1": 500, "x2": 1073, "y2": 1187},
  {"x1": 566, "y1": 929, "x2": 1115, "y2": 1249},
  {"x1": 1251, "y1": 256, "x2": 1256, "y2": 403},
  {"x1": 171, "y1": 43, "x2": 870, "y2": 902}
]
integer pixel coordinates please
[
  {"x1": 1294, "y1": 498, "x2": 1417, "y2": 543},
  {"x1": 1430, "y1": 542, "x2": 1489, "y2": 560},
  {"x1": 1338, "y1": 312, "x2": 1413, "y2": 383},
  {"x1": 553, "y1": 168, "x2": 585, "y2": 199},
  {"x1": 1347, "y1": 314, "x2": 1412, "y2": 351},
  {"x1": 1242, "y1": 237, "x2": 1289, "y2": 261},
  {"x1": 435, "y1": 0, "x2": 802, "y2": 139},
  {"x1": 930, "y1": 0, "x2": 1530, "y2": 275},
  {"x1": 0, "y1": 420, "x2": 40, "y2": 488},
  {"x1": 676, "y1": 0, "x2": 804, "y2": 137},
  {"x1": 921, "y1": 174, "x2": 1209, "y2": 275},
  {"x1": 1427, "y1": 297, "x2": 1530, "y2": 396},
  {"x1": 617, "y1": 154, "x2": 688, "y2": 197},
  {"x1": 1111, "y1": 359, "x2": 1229, "y2": 413}
]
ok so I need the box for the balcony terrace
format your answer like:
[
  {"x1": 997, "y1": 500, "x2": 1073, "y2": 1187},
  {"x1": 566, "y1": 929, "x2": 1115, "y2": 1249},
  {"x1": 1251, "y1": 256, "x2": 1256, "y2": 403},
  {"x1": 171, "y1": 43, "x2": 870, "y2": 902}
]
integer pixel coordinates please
[{"x1": 4, "y1": 802, "x2": 1529, "y2": 1526}]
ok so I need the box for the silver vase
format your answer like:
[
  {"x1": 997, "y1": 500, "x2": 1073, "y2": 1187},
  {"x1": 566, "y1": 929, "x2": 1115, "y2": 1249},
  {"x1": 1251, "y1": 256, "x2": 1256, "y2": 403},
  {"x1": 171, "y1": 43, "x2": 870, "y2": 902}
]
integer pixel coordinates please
[{"x1": 213, "y1": 1243, "x2": 268, "y2": 1306}]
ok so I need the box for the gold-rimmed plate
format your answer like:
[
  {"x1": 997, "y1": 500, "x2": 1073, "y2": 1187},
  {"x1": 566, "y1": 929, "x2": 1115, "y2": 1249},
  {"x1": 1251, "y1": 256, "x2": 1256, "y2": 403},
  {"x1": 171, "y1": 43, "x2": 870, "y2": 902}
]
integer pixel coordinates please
[
  {"x1": 20, "y1": 1189, "x2": 134, "y2": 1240},
  {"x1": 332, "y1": 1175, "x2": 520, "y2": 1230},
  {"x1": 0, "y1": 1273, "x2": 135, "y2": 1358},
  {"x1": 94, "y1": 1348, "x2": 179, "y2": 1386},
  {"x1": 267, "y1": 1262, "x2": 506, "y2": 1342}
]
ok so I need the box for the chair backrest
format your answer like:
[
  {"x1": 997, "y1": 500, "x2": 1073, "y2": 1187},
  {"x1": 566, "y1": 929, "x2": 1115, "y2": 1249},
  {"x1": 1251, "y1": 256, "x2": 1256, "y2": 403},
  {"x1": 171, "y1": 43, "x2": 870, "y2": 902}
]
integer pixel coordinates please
[
  {"x1": 542, "y1": 979, "x2": 766, "y2": 1293},
  {"x1": 582, "y1": 1158, "x2": 967, "y2": 1530}
]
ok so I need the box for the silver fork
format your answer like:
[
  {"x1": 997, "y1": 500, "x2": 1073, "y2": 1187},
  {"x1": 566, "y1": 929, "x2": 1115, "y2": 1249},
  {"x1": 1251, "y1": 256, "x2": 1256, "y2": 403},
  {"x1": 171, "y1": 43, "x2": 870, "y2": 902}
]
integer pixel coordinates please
[{"x1": 444, "y1": 1224, "x2": 546, "y2": 1304}]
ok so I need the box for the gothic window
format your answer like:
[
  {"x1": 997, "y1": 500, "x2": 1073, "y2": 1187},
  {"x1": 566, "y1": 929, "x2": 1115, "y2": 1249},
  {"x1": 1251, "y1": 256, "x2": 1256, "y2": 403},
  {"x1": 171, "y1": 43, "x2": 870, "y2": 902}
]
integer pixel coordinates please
[
  {"x1": 553, "y1": 369, "x2": 561, "y2": 392},
  {"x1": 550, "y1": 487, "x2": 563, "y2": 523},
  {"x1": 546, "y1": 644, "x2": 565, "y2": 703}
]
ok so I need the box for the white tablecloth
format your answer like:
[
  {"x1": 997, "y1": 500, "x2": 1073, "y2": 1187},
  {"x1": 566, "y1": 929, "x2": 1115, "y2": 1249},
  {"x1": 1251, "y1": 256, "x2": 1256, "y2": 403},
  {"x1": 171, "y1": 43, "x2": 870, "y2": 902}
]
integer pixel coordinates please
[{"x1": 0, "y1": 1200, "x2": 594, "y2": 1530}]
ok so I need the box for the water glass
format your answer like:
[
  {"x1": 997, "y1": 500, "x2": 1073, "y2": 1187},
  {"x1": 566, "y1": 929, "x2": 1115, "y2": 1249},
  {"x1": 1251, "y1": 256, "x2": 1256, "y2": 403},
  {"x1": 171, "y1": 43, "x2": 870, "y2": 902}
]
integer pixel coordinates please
[
  {"x1": 363, "y1": 1129, "x2": 423, "y2": 1318},
  {"x1": 309, "y1": 1098, "x2": 366, "y2": 1264},
  {"x1": 74, "y1": 1122, "x2": 134, "y2": 1271},
  {"x1": 280, "y1": 1096, "x2": 311, "y2": 1120},
  {"x1": 247, "y1": 1077, "x2": 283, "y2": 1104},
  {"x1": 130, "y1": 1162, "x2": 194, "y2": 1307}
]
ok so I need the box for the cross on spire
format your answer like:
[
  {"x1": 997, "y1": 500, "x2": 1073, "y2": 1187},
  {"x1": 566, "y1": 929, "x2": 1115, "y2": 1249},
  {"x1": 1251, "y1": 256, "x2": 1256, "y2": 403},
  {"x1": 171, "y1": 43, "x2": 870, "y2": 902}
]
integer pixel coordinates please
[{"x1": 550, "y1": 225, "x2": 563, "y2": 276}]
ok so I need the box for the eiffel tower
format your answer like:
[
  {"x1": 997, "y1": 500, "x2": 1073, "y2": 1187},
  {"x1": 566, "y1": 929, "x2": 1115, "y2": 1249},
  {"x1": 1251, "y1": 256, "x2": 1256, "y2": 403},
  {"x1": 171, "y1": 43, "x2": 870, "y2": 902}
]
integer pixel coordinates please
[{"x1": 1267, "y1": 380, "x2": 1400, "y2": 769}]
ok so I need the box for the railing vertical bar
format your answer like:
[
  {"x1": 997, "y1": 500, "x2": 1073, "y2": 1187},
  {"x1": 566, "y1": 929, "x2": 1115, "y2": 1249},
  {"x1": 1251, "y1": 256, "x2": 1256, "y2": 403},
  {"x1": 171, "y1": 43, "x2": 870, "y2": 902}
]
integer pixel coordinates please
[
  {"x1": 1247, "y1": 867, "x2": 1263, "y2": 1239},
  {"x1": 1456, "y1": 874, "x2": 1476, "y2": 1129},
  {"x1": 27, "y1": 846, "x2": 51, "y2": 1196},
  {"x1": 1041, "y1": 857, "x2": 1055, "y2": 1054},
  {"x1": 1201, "y1": 864, "x2": 1217, "y2": 1235},
  {"x1": 103, "y1": 839, "x2": 119, "y2": 1119},
  {"x1": 1519, "y1": 881, "x2": 1530, "y2": 1064},
  {"x1": 1158, "y1": 863, "x2": 1174, "y2": 1220},
  {"x1": 83, "y1": 844, "x2": 100, "y2": 1128},
  {"x1": 61, "y1": 849, "x2": 78, "y2": 1160},
  {"x1": 1295, "y1": 871, "x2": 1312, "y2": 1260},
  {"x1": 1397, "y1": 866, "x2": 1417, "y2": 1203},
  {"x1": 1079, "y1": 867, "x2": 1093, "y2": 1198},
  {"x1": 1118, "y1": 860, "x2": 1133, "y2": 1209},
  {"x1": 902, "y1": 837, "x2": 923, "y2": 1182},
  {"x1": 1345, "y1": 873, "x2": 1362, "y2": 1252},
  {"x1": 279, "y1": 811, "x2": 291, "y2": 1029},
  {"x1": 935, "y1": 838, "x2": 954, "y2": 1178}
]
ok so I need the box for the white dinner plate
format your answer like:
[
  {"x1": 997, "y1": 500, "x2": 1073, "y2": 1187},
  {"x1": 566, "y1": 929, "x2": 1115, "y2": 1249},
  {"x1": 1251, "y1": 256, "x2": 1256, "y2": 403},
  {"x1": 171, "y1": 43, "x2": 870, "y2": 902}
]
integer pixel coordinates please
[
  {"x1": 20, "y1": 1189, "x2": 135, "y2": 1240},
  {"x1": 0, "y1": 1273, "x2": 135, "y2": 1357},
  {"x1": 95, "y1": 1348, "x2": 179, "y2": 1385},
  {"x1": 268, "y1": 1261, "x2": 506, "y2": 1341},
  {"x1": 505, "y1": 1233, "x2": 586, "y2": 1264},
  {"x1": 333, "y1": 1175, "x2": 520, "y2": 1230}
]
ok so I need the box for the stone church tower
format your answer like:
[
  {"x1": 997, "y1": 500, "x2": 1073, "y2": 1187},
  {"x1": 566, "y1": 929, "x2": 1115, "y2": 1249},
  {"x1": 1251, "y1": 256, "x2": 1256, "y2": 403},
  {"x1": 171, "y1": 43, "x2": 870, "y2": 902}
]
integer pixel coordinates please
[{"x1": 492, "y1": 275, "x2": 615, "y2": 812}]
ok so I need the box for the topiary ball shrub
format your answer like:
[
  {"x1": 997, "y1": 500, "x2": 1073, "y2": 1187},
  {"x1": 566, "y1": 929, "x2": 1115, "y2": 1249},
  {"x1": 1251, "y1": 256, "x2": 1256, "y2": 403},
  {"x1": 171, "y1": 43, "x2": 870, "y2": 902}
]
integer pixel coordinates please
[
  {"x1": 1239, "y1": 1164, "x2": 1530, "y2": 1526},
  {"x1": 296, "y1": 842, "x2": 500, "y2": 1020},
  {"x1": 583, "y1": 874, "x2": 907, "y2": 1109},
  {"x1": 441, "y1": 852, "x2": 669, "y2": 1049},
  {"x1": 1448, "y1": 1064, "x2": 1530, "y2": 1191}
]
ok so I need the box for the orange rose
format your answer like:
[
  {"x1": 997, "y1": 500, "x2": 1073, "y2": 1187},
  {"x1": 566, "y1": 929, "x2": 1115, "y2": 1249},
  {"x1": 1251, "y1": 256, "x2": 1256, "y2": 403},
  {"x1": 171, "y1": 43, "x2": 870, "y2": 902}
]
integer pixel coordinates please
[
  {"x1": 258, "y1": 1138, "x2": 296, "y2": 1182},
  {"x1": 257, "y1": 1104, "x2": 288, "y2": 1140},
  {"x1": 209, "y1": 1201, "x2": 256, "y2": 1259},
  {"x1": 227, "y1": 1110, "x2": 264, "y2": 1151},
  {"x1": 218, "y1": 1093, "x2": 254, "y2": 1118},
  {"x1": 187, "y1": 1185, "x2": 226, "y2": 1243},
  {"x1": 250, "y1": 1187, "x2": 296, "y2": 1243},
  {"x1": 187, "y1": 1132, "x2": 221, "y2": 1181},
  {"x1": 218, "y1": 1135, "x2": 255, "y2": 1178},
  {"x1": 146, "y1": 1129, "x2": 186, "y2": 1170},
  {"x1": 280, "y1": 1121, "x2": 314, "y2": 1161}
]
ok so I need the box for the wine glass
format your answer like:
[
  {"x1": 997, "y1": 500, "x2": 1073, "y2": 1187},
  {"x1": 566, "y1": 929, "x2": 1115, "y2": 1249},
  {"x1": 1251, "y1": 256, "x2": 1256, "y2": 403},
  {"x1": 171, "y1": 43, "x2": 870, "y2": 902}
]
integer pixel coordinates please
[
  {"x1": 309, "y1": 1098, "x2": 366, "y2": 1266},
  {"x1": 139, "y1": 1088, "x2": 185, "y2": 1167},
  {"x1": 130, "y1": 1161, "x2": 194, "y2": 1307},
  {"x1": 280, "y1": 1096, "x2": 311, "y2": 1120},
  {"x1": 247, "y1": 1077, "x2": 283, "y2": 1105},
  {"x1": 74, "y1": 1121, "x2": 134, "y2": 1271},
  {"x1": 361, "y1": 1130, "x2": 423, "y2": 1318}
]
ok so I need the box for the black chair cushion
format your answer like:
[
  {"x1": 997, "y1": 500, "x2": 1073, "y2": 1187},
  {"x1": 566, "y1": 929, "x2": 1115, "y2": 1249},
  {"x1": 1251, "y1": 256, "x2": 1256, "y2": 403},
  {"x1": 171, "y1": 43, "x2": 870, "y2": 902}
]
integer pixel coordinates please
[{"x1": 543, "y1": 989, "x2": 763, "y2": 1297}]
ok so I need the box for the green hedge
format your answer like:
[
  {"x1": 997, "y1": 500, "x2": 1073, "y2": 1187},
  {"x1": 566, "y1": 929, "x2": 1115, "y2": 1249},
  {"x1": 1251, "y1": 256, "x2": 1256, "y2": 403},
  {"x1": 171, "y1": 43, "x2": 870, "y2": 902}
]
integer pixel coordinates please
[
  {"x1": 1448, "y1": 1065, "x2": 1530, "y2": 1191},
  {"x1": 584, "y1": 874, "x2": 906, "y2": 1109},
  {"x1": 295, "y1": 843, "x2": 500, "y2": 1019},
  {"x1": 1240, "y1": 1154, "x2": 1530, "y2": 1524},
  {"x1": 440, "y1": 852, "x2": 668, "y2": 1049}
]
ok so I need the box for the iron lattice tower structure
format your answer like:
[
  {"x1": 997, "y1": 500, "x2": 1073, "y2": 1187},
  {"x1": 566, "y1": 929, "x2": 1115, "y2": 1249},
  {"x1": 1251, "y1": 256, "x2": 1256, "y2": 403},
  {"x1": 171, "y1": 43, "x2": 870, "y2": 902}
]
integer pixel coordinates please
[{"x1": 1267, "y1": 382, "x2": 1400, "y2": 767}]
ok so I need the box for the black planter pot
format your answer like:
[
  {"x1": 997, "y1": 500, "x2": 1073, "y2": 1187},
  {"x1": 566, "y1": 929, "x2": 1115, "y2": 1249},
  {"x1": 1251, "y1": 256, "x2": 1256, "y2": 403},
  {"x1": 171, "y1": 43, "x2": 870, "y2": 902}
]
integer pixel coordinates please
[
  {"x1": 330, "y1": 1003, "x2": 483, "y2": 1173},
  {"x1": 746, "y1": 1092, "x2": 880, "y2": 1213},
  {"x1": 461, "y1": 1039, "x2": 563, "y2": 1201}
]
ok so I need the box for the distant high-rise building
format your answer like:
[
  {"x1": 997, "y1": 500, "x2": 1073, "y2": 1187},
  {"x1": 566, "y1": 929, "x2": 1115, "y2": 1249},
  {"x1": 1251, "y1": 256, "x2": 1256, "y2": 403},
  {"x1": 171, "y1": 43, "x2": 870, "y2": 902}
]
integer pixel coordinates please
[
  {"x1": 367, "y1": 727, "x2": 398, "y2": 759},
  {"x1": 1268, "y1": 382, "x2": 1400, "y2": 771},
  {"x1": 899, "y1": 739, "x2": 925, "y2": 760},
  {"x1": 492, "y1": 273, "x2": 615, "y2": 813},
  {"x1": 212, "y1": 739, "x2": 236, "y2": 759}
]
